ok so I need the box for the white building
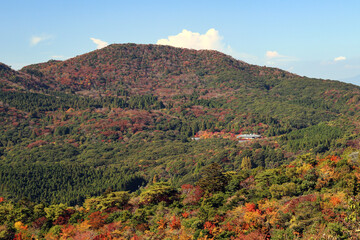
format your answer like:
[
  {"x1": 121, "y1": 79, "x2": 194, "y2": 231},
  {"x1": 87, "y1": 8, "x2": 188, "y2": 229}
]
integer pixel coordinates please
[{"x1": 236, "y1": 134, "x2": 261, "y2": 140}]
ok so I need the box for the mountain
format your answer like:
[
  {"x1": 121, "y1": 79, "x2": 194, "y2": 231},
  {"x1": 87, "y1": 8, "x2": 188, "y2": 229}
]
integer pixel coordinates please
[
  {"x1": 1, "y1": 43, "x2": 360, "y2": 206},
  {"x1": 21, "y1": 43, "x2": 295, "y2": 95},
  {"x1": 2, "y1": 44, "x2": 360, "y2": 239},
  {"x1": 19, "y1": 44, "x2": 360, "y2": 128},
  {"x1": 0, "y1": 62, "x2": 49, "y2": 90}
]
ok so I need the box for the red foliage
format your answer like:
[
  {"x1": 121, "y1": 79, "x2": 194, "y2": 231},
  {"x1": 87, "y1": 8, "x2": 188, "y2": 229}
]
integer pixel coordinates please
[
  {"x1": 169, "y1": 215, "x2": 181, "y2": 230},
  {"x1": 88, "y1": 211, "x2": 106, "y2": 229},
  {"x1": 245, "y1": 202, "x2": 257, "y2": 212},
  {"x1": 0, "y1": 197, "x2": 4, "y2": 203},
  {"x1": 181, "y1": 212, "x2": 189, "y2": 218},
  {"x1": 94, "y1": 232, "x2": 113, "y2": 240},
  {"x1": 13, "y1": 233, "x2": 24, "y2": 240},
  {"x1": 53, "y1": 216, "x2": 68, "y2": 225},
  {"x1": 213, "y1": 214, "x2": 225, "y2": 223},
  {"x1": 322, "y1": 209, "x2": 337, "y2": 221},
  {"x1": 53, "y1": 209, "x2": 75, "y2": 225},
  {"x1": 181, "y1": 184, "x2": 204, "y2": 205},
  {"x1": 329, "y1": 155, "x2": 340, "y2": 163},
  {"x1": 33, "y1": 216, "x2": 47, "y2": 229},
  {"x1": 26, "y1": 140, "x2": 48, "y2": 149},
  {"x1": 233, "y1": 230, "x2": 269, "y2": 240},
  {"x1": 284, "y1": 194, "x2": 317, "y2": 213},
  {"x1": 223, "y1": 222, "x2": 234, "y2": 232},
  {"x1": 104, "y1": 207, "x2": 120, "y2": 213},
  {"x1": 204, "y1": 221, "x2": 216, "y2": 234}
]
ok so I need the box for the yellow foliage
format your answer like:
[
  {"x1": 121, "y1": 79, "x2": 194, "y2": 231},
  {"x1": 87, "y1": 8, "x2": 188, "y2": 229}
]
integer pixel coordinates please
[
  {"x1": 44, "y1": 232, "x2": 58, "y2": 240},
  {"x1": 14, "y1": 221, "x2": 23, "y2": 231},
  {"x1": 243, "y1": 210, "x2": 262, "y2": 226},
  {"x1": 257, "y1": 199, "x2": 281, "y2": 225},
  {"x1": 78, "y1": 219, "x2": 91, "y2": 231},
  {"x1": 231, "y1": 205, "x2": 246, "y2": 217},
  {"x1": 296, "y1": 163, "x2": 313, "y2": 177},
  {"x1": 317, "y1": 164, "x2": 339, "y2": 189}
]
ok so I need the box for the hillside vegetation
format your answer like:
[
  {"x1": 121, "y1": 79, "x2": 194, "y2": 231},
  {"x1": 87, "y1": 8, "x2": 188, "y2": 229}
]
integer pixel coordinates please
[{"x1": 1, "y1": 44, "x2": 360, "y2": 238}]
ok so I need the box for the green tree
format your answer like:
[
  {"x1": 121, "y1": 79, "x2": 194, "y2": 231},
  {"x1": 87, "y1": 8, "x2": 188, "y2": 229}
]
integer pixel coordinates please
[
  {"x1": 241, "y1": 156, "x2": 252, "y2": 170},
  {"x1": 196, "y1": 163, "x2": 229, "y2": 193},
  {"x1": 139, "y1": 182, "x2": 178, "y2": 205}
]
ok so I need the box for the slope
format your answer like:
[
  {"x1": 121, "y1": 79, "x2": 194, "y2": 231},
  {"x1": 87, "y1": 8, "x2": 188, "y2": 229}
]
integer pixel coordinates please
[{"x1": 0, "y1": 44, "x2": 360, "y2": 205}]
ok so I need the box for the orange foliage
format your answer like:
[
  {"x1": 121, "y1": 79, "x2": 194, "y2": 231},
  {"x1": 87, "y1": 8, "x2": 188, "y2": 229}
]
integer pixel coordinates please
[
  {"x1": 130, "y1": 234, "x2": 140, "y2": 240},
  {"x1": 88, "y1": 211, "x2": 106, "y2": 229},
  {"x1": 157, "y1": 219, "x2": 167, "y2": 230},
  {"x1": 169, "y1": 215, "x2": 181, "y2": 230},
  {"x1": 244, "y1": 202, "x2": 257, "y2": 212},
  {"x1": 330, "y1": 196, "x2": 342, "y2": 206},
  {"x1": 60, "y1": 224, "x2": 76, "y2": 239},
  {"x1": 181, "y1": 212, "x2": 189, "y2": 218}
]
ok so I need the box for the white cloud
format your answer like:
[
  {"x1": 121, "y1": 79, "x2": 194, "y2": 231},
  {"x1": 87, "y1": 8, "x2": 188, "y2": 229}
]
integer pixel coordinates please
[
  {"x1": 51, "y1": 55, "x2": 67, "y2": 60},
  {"x1": 157, "y1": 28, "x2": 225, "y2": 51},
  {"x1": 334, "y1": 56, "x2": 346, "y2": 62},
  {"x1": 90, "y1": 38, "x2": 108, "y2": 49},
  {"x1": 266, "y1": 51, "x2": 281, "y2": 58},
  {"x1": 30, "y1": 35, "x2": 52, "y2": 46},
  {"x1": 156, "y1": 28, "x2": 258, "y2": 63}
]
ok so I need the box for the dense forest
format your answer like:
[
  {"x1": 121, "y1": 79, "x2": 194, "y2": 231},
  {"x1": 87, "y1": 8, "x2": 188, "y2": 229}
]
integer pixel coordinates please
[
  {"x1": 1, "y1": 44, "x2": 360, "y2": 239},
  {"x1": 2, "y1": 153, "x2": 360, "y2": 239}
]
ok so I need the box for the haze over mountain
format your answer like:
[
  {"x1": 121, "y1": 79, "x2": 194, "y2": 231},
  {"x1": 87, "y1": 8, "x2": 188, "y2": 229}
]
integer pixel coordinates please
[{"x1": 342, "y1": 74, "x2": 360, "y2": 85}]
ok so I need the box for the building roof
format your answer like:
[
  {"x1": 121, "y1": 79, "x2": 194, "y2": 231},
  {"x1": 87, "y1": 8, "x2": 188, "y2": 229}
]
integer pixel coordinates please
[{"x1": 236, "y1": 134, "x2": 261, "y2": 139}]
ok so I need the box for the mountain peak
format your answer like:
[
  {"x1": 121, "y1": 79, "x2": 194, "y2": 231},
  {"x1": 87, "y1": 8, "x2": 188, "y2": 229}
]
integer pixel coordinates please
[{"x1": 20, "y1": 43, "x2": 297, "y2": 95}]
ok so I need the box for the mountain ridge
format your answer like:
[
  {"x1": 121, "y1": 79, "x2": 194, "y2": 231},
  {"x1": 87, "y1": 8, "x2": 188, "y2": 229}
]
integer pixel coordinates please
[{"x1": 19, "y1": 43, "x2": 298, "y2": 95}]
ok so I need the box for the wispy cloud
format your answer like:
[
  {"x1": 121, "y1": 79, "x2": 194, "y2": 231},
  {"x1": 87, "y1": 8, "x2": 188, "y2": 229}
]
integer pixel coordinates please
[
  {"x1": 334, "y1": 56, "x2": 346, "y2": 62},
  {"x1": 157, "y1": 28, "x2": 225, "y2": 51},
  {"x1": 90, "y1": 38, "x2": 108, "y2": 49},
  {"x1": 30, "y1": 34, "x2": 52, "y2": 46}
]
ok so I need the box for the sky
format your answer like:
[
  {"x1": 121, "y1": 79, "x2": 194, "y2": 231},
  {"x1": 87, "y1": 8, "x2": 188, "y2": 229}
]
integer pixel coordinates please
[{"x1": 1, "y1": 0, "x2": 360, "y2": 85}]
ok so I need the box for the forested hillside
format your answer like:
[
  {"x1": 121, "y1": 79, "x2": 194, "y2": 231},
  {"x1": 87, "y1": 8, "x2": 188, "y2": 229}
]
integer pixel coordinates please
[
  {"x1": 1, "y1": 44, "x2": 360, "y2": 239},
  {"x1": 2, "y1": 153, "x2": 360, "y2": 239}
]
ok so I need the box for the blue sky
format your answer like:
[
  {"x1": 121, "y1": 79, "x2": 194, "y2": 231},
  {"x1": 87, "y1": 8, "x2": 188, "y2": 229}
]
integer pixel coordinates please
[{"x1": 2, "y1": 0, "x2": 360, "y2": 84}]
